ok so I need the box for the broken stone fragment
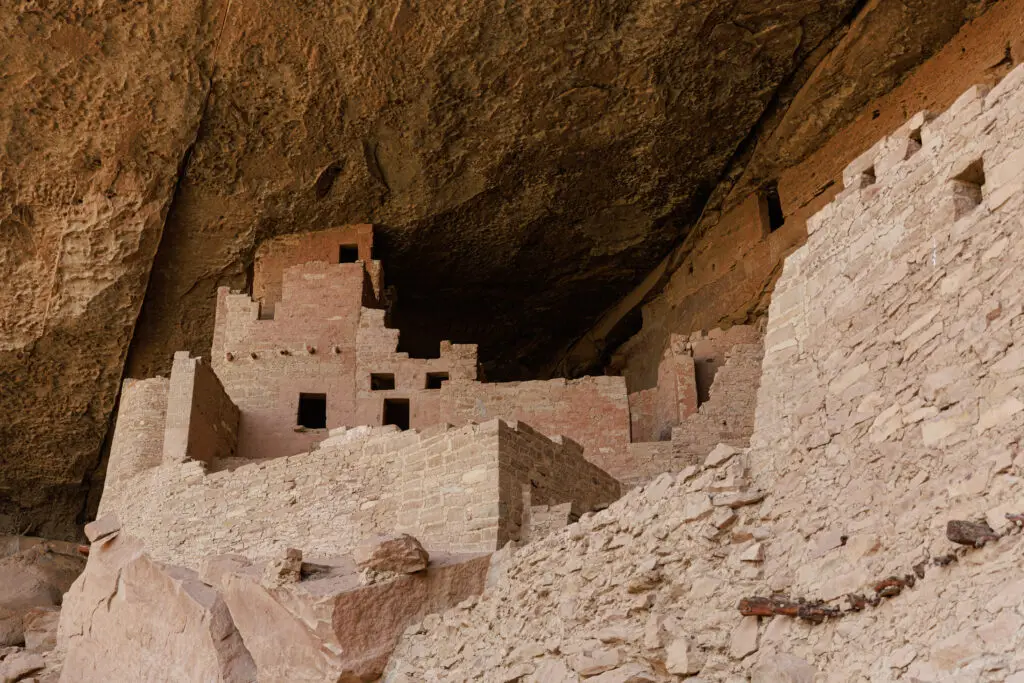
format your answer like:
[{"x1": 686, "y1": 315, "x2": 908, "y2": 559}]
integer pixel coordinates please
[
  {"x1": 945, "y1": 520, "x2": 1000, "y2": 547},
  {"x1": 704, "y1": 443, "x2": 738, "y2": 468},
  {"x1": 729, "y1": 615, "x2": 760, "y2": 659},
  {"x1": 262, "y1": 548, "x2": 303, "y2": 587},
  {"x1": 712, "y1": 490, "x2": 766, "y2": 508},
  {"x1": 83, "y1": 514, "x2": 121, "y2": 544},
  {"x1": 354, "y1": 534, "x2": 429, "y2": 574},
  {"x1": 587, "y1": 662, "x2": 657, "y2": 683},
  {"x1": 22, "y1": 607, "x2": 59, "y2": 652},
  {"x1": 664, "y1": 637, "x2": 703, "y2": 675},
  {"x1": 571, "y1": 648, "x2": 622, "y2": 676},
  {"x1": 751, "y1": 653, "x2": 816, "y2": 682}
]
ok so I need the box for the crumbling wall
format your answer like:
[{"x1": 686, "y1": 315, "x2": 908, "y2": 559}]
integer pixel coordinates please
[
  {"x1": 354, "y1": 308, "x2": 478, "y2": 430},
  {"x1": 628, "y1": 337, "x2": 699, "y2": 443},
  {"x1": 439, "y1": 376, "x2": 631, "y2": 479},
  {"x1": 387, "y1": 66, "x2": 1024, "y2": 682},
  {"x1": 163, "y1": 353, "x2": 239, "y2": 465},
  {"x1": 495, "y1": 421, "x2": 620, "y2": 547},
  {"x1": 393, "y1": 420, "x2": 618, "y2": 553}
]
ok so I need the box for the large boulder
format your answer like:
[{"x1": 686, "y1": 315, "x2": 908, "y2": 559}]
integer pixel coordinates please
[
  {"x1": 0, "y1": 545, "x2": 84, "y2": 647},
  {"x1": 215, "y1": 552, "x2": 489, "y2": 682},
  {"x1": 56, "y1": 533, "x2": 255, "y2": 683}
]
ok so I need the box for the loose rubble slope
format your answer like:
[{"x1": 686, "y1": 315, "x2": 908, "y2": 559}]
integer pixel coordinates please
[{"x1": 387, "y1": 65, "x2": 1024, "y2": 682}]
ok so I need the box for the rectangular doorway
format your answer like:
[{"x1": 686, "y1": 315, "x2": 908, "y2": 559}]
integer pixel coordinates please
[{"x1": 383, "y1": 398, "x2": 410, "y2": 431}]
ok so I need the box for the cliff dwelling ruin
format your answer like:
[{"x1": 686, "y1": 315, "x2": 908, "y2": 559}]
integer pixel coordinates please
[{"x1": 2, "y1": 1, "x2": 1024, "y2": 681}]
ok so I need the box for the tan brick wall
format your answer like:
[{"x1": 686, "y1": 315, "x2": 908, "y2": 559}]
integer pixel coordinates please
[
  {"x1": 163, "y1": 352, "x2": 239, "y2": 465},
  {"x1": 253, "y1": 224, "x2": 376, "y2": 317},
  {"x1": 439, "y1": 376, "x2": 632, "y2": 480},
  {"x1": 100, "y1": 419, "x2": 619, "y2": 569}
]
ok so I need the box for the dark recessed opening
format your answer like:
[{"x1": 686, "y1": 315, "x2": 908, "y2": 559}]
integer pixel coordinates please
[
  {"x1": 383, "y1": 398, "x2": 410, "y2": 431},
  {"x1": 297, "y1": 393, "x2": 327, "y2": 429},
  {"x1": 339, "y1": 244, "x2": 359, "y2": 263},
  {"x1": 370, "y1": 373, "x2": 396, "y2": 390},
  {"x1": 862, "y1": 166, "x2": 877, "y2": 186},
  {"x1": 425, "y1": 372, "x2": 449, "y2": 389},
  {"x1": 694, "y1": 359, "x2": 718, "y2": 406},
  {"x1": 258, "y1": 302, "x2": 274, "y2": 321},
  {"x1": 764, "y1": 183, "x2": 785, "y2": 232},
  {"x1": 951, "y1": 158, "x2": 986, "y2": 216}
]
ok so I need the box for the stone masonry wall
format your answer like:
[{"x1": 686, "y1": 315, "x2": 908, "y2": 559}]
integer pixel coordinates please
[
  {"x1": 100, "y1": 419, "x2": 619, "y2": 569},
  {"x1": 163, "y1": 352, "x2": 239, "y2": 465},
  {"x1": 252, "y1": 224, "x2": 378, "y2": 318},
  {"x1": 388, "y1": 66, "x2": 1024, "y2": 683},
  {"x1": 354, "y1": 307, "x2": 479, "y2": 430},
  {"x1": 211, "y1": 261, "x2": 367, "y2": 459},
  {"x1": 439, "y1": 376, "x2": 631, "y2": 480},
  {"x1": 103, "y1": 377, "x2": 169, "y2": 488},
  {"x1": 628, "y1": 337, "x2": 699, "y2": 443}
]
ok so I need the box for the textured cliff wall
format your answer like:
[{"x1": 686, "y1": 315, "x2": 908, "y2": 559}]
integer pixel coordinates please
[{"x1": 0, "y1": 0, "x2": 224, "y2": 537}]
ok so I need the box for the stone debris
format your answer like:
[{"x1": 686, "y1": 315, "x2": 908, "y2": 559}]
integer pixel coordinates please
[
  {"x1": 0, "y1": 651, "x2": 44, "y2": 683},
  {"x1": 353, "y1": 534, "x2": 429, "y2": 574}
]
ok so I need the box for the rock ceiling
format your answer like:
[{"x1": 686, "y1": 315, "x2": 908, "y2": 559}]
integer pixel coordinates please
[{"x1": 0, "y1": 0, "x2": 992, "y2": 536}]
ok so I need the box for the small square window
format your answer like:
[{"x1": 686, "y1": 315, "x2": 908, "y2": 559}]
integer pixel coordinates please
[
  {"x1": 339, "y1": 244, "x2": 359, "y2": 263},
  {"x1": 425, "y1": 372, "x2": 449, "y2": 389},
  {"x1": 384, "y1": 398, "x2": 410, "y2": 431},
  {"x1": 297, "y1": 393, "x2": 327, "y2": 429},
  {"x1": 370, "y1": 373, "x2": 395, "y2": 391}
]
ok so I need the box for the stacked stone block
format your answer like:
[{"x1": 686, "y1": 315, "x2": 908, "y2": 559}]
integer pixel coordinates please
[{"x1": 101, "y1": 419, "x2": 620, "y2": 569}]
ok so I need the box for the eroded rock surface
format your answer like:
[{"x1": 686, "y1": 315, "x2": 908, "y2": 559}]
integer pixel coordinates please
[{"x1": 0, "y1": 0, "x2": 223, "y2": 537}]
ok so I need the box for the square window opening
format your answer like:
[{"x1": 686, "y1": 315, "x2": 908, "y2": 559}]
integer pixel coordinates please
[
  {"x1": 297, "y1": 393, "x2": 327, "y2": 429},
  {"x1": 339, "y1": 244, "x2": 359, "y2": 263},
  {"x1": 763, "y1": 183, "x2": 785, "y2": 233},
  {"x1": 370, "y1": 373, "x2": 396, "y2": 391},
  {"x1": 383, "y1": 398, "x2": 410, "y2": 431},
  {"x1": 425, "y1": 372, "x2": 449, "y2": 389}
]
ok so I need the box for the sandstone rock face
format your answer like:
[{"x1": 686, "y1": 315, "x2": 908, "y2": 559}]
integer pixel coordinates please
[
  {"x1": 215, "y1": 552, "x2": 489, "y2": 682},
  {"x1": 57, "y1": 533, "x2": 256, "y2": 683},
  {"x1": 0, "y1": 0, "x2": 223, "y2": 538},
  {"x1": 0, "y1": 546, "x2": 84, "y2": 647},
  {"x1": 125, "y1": 0, "x2": 865, "y2": 387},
  {"x1": 354, "y1": 534, "x2": 429, "y2": 574}
]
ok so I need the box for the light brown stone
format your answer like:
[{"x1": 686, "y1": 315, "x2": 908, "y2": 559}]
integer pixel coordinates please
[{"x1": 354, "y1": 535, "x2": 429, "y2": 575}]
